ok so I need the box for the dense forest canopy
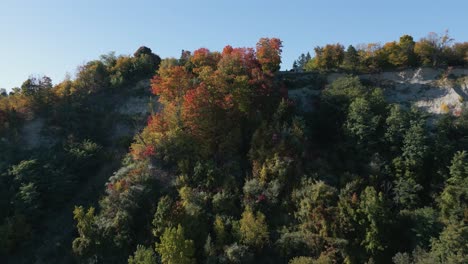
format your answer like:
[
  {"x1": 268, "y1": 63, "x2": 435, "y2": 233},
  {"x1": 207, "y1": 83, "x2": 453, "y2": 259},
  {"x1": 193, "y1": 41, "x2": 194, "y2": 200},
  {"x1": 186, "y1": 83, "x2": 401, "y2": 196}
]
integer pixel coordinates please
[{"x1": 0, "y1": 34, "x2": 467, "y2": 264}]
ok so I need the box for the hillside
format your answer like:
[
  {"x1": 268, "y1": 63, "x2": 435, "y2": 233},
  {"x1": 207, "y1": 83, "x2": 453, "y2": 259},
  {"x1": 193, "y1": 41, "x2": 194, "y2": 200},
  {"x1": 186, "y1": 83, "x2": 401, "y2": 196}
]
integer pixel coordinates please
[{"x1": 1, "y1": 38, "x2": 467, "y2": 264}]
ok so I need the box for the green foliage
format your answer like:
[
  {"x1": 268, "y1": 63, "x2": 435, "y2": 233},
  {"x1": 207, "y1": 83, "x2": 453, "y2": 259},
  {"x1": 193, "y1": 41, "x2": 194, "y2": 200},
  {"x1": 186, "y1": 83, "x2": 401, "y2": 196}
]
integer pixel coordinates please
[
  {"x1": 289, "y1": 250, "x2": 338, "y2": 264},
  {"x1": 399, "y1": 207, "x2": 441, "y2": 248},
  {"x1": 392, "y1": 117, "x2": 429, "y2": 209},
  {"x1": 179, "y1": 186, "x2": 207, "y2": 216},
  {"x1": 0, "y1": 45, "x2": 160, "y2": 261},
  {"x1": 239, "y1": 206, "x2": 269, "y2": 249},
  {"x1": 324, "y1": 76, "x2": 367, "y2": 102},
  {"x1": 3, "y1": 38, "x2": 467, "y2": 263},
  {"x1": 345, "y1": 97, "x2": 380, "y2": 145},
  {"x1": 152, "y1": 196, "x2": 177, "y2": 238},
  {"x1": 430, "y1": 222, "x2": 468, "y2": 263},
  {"x1": 15, "y1": 182, "x2": 39, "y2": 214},
  {"x1": 342, "y1": 45, "x2": 360, "y2": 72},
  {"x1": 414, "y1": 31, "x2": 453, "y2": 67},
  {"x1": 302, "y1": 31, "x2": 466, "y2": 73},
  {"x1": 75, "y1": 60, "x2": 110, "y2": 93},
  {"x1": 312, "y1": 44, "x2": 345, "y2": 71},
  {"x1": 9, "y1": 159, "x2": 41, "y2": 183},
  {"x1": 385, "y1": 104, "x2": 409, "y2": 151},
  {"x1": 128, "y1": 245, "x2": 158, "y2": 264},
  {"x1": 289, "y1": 256, "x2": 315, "y2": 264},
  {"x1": 292, "y1": 179, "x2": 338, "y2": 236},
  {"x1": 66, "y1": 139, "x2": 101, "y2": 160},
  {"x1": 72, "y1": 206, "x2": 99, "y2": 258},
  {"x1": 393, "y1": 175, "x2": 423, "y2": 209},
  {"x1": 214, "y1": 215, "x2": 227, "y2": 247},
  {"x1": 439, "y1": 151, "x2": 468, "y2": 223},
  {"x1": 224, "y1": 243, "x2": 253, "y2": 263},
  {"x1": 292, "y1": 52, "x2": 312, "y2": 72},
  {"x1": 212, "y1": 191, "x2": 237, "y2": 215},
  {"x1": 155, "y1": 225, "x2": 195, "y2": 264},
  {"x1": 357, "y1": 187, "x2": 389, "y2": 255},
  {"x1": 392, "y1": 247, "x2": 437, "y2": 264}
]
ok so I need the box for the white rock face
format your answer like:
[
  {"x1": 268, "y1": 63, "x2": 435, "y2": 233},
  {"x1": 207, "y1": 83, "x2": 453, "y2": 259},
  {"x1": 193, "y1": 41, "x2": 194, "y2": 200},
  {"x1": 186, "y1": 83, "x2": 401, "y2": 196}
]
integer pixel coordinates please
[
  {"x1": 288, "y1": 67, "x2": 468, "y2": 116},
  {"x1": 360, "y1": 68, "x2": 467, "y2": 115}
]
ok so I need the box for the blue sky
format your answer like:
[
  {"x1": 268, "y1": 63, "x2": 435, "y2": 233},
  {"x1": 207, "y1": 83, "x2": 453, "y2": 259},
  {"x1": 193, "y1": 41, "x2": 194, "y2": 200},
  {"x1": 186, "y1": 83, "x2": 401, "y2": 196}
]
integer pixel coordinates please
[{"x1": 1, "y1": 0, "x2": 467, "y2": 89}]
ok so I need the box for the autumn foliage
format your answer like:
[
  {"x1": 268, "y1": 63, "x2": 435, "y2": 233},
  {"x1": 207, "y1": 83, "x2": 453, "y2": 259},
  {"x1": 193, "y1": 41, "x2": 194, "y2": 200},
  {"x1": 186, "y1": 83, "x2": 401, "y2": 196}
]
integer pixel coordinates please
[
  {"x1": 256, "y1": 38, "x2": 283, "y2": 73},
  {"x1": 132, "y1": 38, "x2": 283, "y2": 161}
]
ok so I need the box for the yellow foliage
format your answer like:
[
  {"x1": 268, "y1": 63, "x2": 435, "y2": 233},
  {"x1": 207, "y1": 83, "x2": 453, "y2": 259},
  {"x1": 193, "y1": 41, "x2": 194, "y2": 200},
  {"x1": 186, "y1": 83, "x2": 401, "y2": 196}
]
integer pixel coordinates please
[
  {"x1": 440, "y1": 102, "x2": 450, "y2": 113},
  {"x1": 259, "y1": 164, "x2": 268, "y2": 184},
  {"x1": 239, "y1": 206, "x2": 269, "y2": 248}
]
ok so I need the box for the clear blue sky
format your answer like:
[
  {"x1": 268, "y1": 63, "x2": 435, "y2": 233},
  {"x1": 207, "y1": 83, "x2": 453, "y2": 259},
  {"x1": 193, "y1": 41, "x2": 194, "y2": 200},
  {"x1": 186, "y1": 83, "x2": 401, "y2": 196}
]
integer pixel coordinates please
[{"x1": 1, "y1": 0, "x2": 467, "y2": 89}]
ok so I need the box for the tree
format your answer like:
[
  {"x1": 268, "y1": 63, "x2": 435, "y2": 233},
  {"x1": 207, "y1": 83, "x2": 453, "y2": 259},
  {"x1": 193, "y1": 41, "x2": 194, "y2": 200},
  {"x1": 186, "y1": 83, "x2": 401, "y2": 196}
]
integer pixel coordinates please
[
  {"x1": 75, "y1": 60, "x2": 110, "y2": 93},
  {"x1": 128, "y1": 245, "x2": 158, "y2": 264},
  {"x1": 357, "y1": 43, "x2": 384, "y2": 72},
  {"x1": 20, "y1": 76, "x2": 54, "y2": 112},
  {"x1": 133, "y1": 46, "x2": 162, "y2": 77},
  {"x1": 415, "y1": 31, "x2": 453, "y2": 67},
  {"x1": 15, "y1": 182, "x2": 39, "y2": 216},
  {"x1": 152, "y1": 196, "x2": 178, "y2": 237},
  {"x1": 72, "y1": 206, "x2": 99, "y2": 259},
  {"x1": 293, "y1": 52, "x2": 312, "y2": 72},
  {"x1": 345, "y1": 97, "x2": 381, "y2": 146},
  {"x1": 392, "y1": 119, "x2": 428, "y2": 209},
  {"x1": 292, "y1": 179, "x2": 339, "y2": 237},
  {"x1": 214, "y1": 215, "x2": 227, "y2": 247},
  {"x1": 430, "y1": 222, "x2": 468, "y2": 264},
  {"x1": 239, "y1": 206, "x2": 269, "y2": 249},
  {"x1": 151, "y1": 65, "x2": 193, "y2": 104},
  {"x1": 20, "y1": 76, "x2": 52, "y2": 96},
  {"x1": 399, "y1": 207, "x2": 441, "y2": 248},
  {"x1": 155, "y1": 225, "x2": 195, "y2": 264},
  {"x1": 342, "y1": 45, "x2": 360, "y2": 72},
  {"x1": 450, "y1": 42, "x2": 468, "y2": 66},
  {"x1": 385, "y1": 104, "x2": 410, "y2": 153},
  {"x1": 190, "y1": 48, "x2": 221, "y2": 70},
  {"x1": 439, "y1": 151, "x2": 468, "y2": 224},
  {"x1": 379, "y1": 35, "x2": 417, "y2": 69},
  {"x1": 357, "y1": 187, "x2": 388, "y2": 255},
  {"x1": 134, "y1": 46, "x2": 154, "y2": 58},
  {"x1": 398, "y1": 35, "x2": 417, "y2": 67},
  {"x1": 256, "y1": 38, "x2": 283, "y2": 73},
  {"x1": 313, "y1": 44, "x2": 345, "y2": 71}
]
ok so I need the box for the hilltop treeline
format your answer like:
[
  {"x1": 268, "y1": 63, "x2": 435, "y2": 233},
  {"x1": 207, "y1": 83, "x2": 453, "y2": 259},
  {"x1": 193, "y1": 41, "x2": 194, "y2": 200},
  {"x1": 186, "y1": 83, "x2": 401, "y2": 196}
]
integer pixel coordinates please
[{"x1": 293, "y1": 31, "x2": 468, "y2": 73}]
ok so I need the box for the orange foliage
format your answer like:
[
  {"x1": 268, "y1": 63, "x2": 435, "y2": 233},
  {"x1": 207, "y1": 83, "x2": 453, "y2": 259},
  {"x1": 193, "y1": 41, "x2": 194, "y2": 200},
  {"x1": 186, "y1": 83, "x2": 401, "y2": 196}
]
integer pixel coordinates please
[
  {"x1": 130, "y1": 113, "x2": 168, "y2": 160},
  {"x1": 218, "y1": 47, "x2": 258, "y2": 77},
  {"x1": 181, "y1": 84, "x2": 212, "y2": 135},
  {"x1": 151, "y1": 66, "x2": 194, "y2": 103},
  {"x1": 142, "y1": 38, "x2": 283, "y2": 159},
  {"x1": 147, "y1": 113, "x2": 168, "y2": 133},
  {"x1": 191, "y1": 48, "x2": 221, "y2": 70},
  {"x1": 256, "y1": 38, "x2": 283, "y2": 73}
]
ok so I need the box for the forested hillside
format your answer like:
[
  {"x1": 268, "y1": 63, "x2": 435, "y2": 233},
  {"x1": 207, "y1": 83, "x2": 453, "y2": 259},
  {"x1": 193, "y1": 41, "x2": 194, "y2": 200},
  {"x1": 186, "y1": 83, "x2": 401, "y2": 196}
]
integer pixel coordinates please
[
  {"x1": 0, "y1": 47, "x2": 161, "y2": 263},
  {"x1": 1, "y1": 34, "x2": 467, "y2": 264}
]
